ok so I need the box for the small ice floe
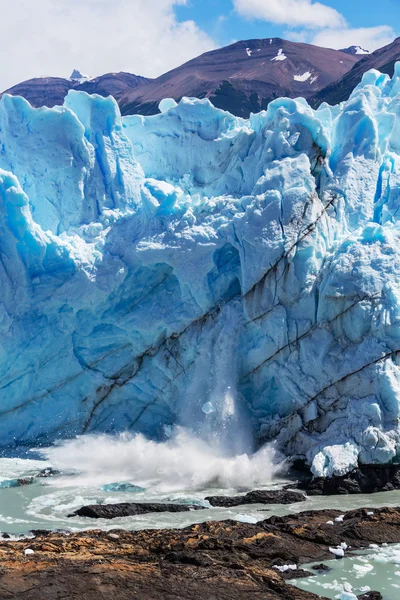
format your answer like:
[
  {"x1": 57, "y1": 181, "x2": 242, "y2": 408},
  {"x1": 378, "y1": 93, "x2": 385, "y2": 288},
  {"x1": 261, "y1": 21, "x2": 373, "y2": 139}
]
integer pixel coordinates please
[
  {"x1": 353, "y1": 563, "x2": 374, "y2": 577},
  {"x1": 271, "y1": 49, "x2": 287, "y2": 62},
  {"x1": 329, "y1": 546, "x2": 345, "y2": 558},
  {"x1": 340, "y1": 591, "x2": 357, "y2": 600},
  {"x1": 24, "y1": 549, "x2": 34, "y2": 555},
  {"x1": 274, "y1": 564, "x2": 297, "y2": 573},
  {"x1": 236, "y1": 514, "x2": 258, "y2": 524},
  {"x1": 326, "y1": 520, "x2": 334, "y2": 525},
  {"x1": 101, "y1": 482, "x2": 145, "y2": 493},
  {"x1": 335, "y1": 515, "x2": 345, "y2": 523},
  {"x1": 293, "y1": 71, "x2": 311, "y2": 82},
  {"x1": 246, "y1": 48, "x2": 252, "y2": 57}
]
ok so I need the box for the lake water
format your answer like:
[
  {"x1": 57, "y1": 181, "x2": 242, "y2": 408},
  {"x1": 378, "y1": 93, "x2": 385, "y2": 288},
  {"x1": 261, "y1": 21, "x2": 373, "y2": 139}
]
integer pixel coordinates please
[
  {"x1": 1, "y1": 454, "x2": 400, "y2": 536},
  {"x1": 290, "y1": 544, "x2": 400, "y2": 599}
]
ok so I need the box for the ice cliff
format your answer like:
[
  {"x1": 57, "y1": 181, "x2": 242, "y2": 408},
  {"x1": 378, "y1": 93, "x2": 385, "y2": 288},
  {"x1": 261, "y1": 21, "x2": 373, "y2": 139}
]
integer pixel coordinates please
[{"x1": 1, "y1": 64, "x2": 400, "y2": 477}]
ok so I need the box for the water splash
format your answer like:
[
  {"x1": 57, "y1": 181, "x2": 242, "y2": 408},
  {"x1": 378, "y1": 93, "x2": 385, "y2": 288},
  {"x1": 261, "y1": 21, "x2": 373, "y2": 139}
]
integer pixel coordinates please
[
  {"x1": 38, "y1": 428, "x2": 281, "y2": 493},
  {"x1": 39, "y1": 302, "x2": 278, "y2": 493}
]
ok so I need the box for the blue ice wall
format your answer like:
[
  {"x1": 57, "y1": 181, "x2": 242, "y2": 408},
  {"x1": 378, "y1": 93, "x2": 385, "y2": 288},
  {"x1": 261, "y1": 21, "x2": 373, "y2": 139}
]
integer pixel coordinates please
[{"x1": 1, "y1": 66, "x2": 400, "y2": 476}]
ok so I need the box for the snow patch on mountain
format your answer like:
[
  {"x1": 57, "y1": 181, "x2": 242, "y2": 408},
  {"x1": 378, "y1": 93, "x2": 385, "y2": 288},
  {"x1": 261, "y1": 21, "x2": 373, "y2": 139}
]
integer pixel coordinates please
[
  {"x1": 70, "y1": 69, "x2": 91, "y2": 83},
  {"x1": 271, "y1": 49, "x2": 287, "y2": 62},
  {"x1": 293, "y1": 71, "x2": 312, "y2": 82}
]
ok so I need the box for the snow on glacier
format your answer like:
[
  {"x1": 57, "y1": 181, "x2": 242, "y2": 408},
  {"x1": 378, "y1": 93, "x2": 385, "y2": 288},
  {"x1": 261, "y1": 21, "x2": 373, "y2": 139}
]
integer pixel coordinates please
[{"x1": 1, "y1": 64, "x2": 400, "y2": 477}]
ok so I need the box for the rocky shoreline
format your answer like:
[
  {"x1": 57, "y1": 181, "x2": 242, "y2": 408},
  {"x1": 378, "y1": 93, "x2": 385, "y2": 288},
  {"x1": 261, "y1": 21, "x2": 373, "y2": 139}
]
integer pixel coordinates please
[{"x1": 0, "y1": 506, "x2": 399, "y2": 599}]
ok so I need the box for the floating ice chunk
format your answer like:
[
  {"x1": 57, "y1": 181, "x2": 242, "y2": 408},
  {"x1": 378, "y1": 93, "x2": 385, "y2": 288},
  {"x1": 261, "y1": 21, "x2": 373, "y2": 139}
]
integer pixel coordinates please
[
  {"x1": 353, "y1": 563, "x2": 374, "y2": 577},
  {"x1": 340, "y1": 542, "x2": 348, "y2": 550},
  {"x1": 236, "y1": 514, "x2": 259, "y2": 524},
  {"x1": 340, "y1": 592, "x2": 357, "y2": 600},
  {"x1": 329, "y1": 547, "x2": 345, "y2": 558},
  {"x1": 101, "y1": 482, "x2": 145, "y2": 493},
  {"x1": 274, "y1": 564, "x2": 297, "y2": 572}
]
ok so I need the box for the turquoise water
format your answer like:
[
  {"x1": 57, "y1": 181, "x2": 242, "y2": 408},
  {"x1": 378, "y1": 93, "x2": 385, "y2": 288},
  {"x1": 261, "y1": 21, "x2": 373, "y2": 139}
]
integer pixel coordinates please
[
  {"x1": 0, "y1": 456, "x2": 400, "y2": 537},
  {"x1": 291, "y1": 544, "x2": 400, "y2": 600}
]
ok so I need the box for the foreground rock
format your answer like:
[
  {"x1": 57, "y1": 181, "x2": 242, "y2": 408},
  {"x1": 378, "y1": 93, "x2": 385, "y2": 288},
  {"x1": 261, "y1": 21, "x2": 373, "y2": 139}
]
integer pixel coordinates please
[
  {"x1": 298, "y1": 464, "x2": 400, "y2": 495},
  {"x1": 69, "y1": 502, "x2": 204, "y2": 519},
  {"x1": 1, "y1": 507, "x2": 400, "y2": 599},
  {"x1": 206, "y1": 489, "x2": 305, "y2": 507}
]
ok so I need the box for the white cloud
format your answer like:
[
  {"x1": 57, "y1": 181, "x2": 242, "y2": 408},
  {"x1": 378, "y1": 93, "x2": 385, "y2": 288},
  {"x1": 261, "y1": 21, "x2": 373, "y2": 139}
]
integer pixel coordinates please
[
  {"x1": 310, "y1": 25, "x2": 396, "y2": 52},
  {"x1": 233, "y1": 0, "x2": 345, "y2": 29},
  {"x1": 0, "y1": 0, "x2": 215, "y2": 90}
]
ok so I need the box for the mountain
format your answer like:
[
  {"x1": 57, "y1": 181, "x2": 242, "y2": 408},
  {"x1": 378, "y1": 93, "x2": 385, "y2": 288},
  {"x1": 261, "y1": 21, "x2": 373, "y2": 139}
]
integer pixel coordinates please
[
  {"x1": 0, "y1": 67, "x2": 400, "y2": 478},
  {"x1": 313, "y1": 37, "x2": 400, "y2": 106},
  {"x1": 340, "y1": 45, "x2": 369, "y2": 55},
  {"x1": 118, "y1": 38, "x2": 360, "y2": 117},
  {"x1": 1, "y1": 71, "x2": 150, "y2": 108}
]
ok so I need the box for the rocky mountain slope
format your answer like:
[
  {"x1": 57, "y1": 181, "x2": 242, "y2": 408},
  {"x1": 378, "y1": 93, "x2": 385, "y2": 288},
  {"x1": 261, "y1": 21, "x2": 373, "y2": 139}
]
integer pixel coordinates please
[
  {"x1": 1, "y1": 71, "x2": 149, "y2": 108},
  {"x1": 313, "y1": 37, "x2": 400, "y2": 106},
  {"x1": 118, "y1": 38, "x2": 360, "y2": 117}
]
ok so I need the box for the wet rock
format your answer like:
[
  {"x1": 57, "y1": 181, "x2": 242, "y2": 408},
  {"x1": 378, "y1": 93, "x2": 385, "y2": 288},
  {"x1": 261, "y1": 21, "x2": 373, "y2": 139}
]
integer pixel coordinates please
[
  {"x1": 205, "y1": 489, "x2": 305, "y2": 507},
  {"x1": 69, "y1": 502, "x2": 205, "y2": 519},
  {"x1": 1, "y1": 507, "x2": 399, "y2": 599},
  {"x1": 311, "y1": 563, "x2": 331, "y2": 572},
  {"x1": 298, "y1": 464, "x2": 400, "y2": 495},
  {"x1": 280, "y1": 568, "x2": 312, "y2": 580},
  {"x1": 357, "y1": 593, "x2": 383, "y2": 600},
  {"x1": 36, "y1": 468, "x2": 61, "y2": 478}
]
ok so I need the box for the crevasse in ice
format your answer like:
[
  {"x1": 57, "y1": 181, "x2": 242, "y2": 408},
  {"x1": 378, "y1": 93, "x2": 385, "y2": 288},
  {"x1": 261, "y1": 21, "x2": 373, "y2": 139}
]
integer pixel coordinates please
[{"x1": 1, "y1": 64, "x2": 400, "y2": 477}]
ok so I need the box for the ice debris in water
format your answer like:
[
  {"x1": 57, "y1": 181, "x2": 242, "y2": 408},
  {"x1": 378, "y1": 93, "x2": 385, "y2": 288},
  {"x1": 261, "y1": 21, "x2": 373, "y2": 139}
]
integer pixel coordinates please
[
  {"x1": 329, "y1": 546, "x2": 345, "y2": 558},
  {"x1": 101, "y1": 482, "x2": 145, "y2": 493},
  {"x1": 1, "y1": 65, "x2": 400, "y2": 476}
]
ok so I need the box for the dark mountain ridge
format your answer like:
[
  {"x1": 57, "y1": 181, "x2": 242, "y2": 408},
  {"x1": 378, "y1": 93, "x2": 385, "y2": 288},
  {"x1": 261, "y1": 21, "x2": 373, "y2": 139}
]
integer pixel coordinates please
[
  {"x1": 1, "y1": 36, "x2": 399, "y2": 117},
  {"x1": 312, "y1": 37, "x2": 400, "y2": 107},
  {"x1": 118, "y1": 37, "x2": 360, "y2": 117},
  {"x1": 0, "y1": 71, "x2": 150, "y2": 109}
]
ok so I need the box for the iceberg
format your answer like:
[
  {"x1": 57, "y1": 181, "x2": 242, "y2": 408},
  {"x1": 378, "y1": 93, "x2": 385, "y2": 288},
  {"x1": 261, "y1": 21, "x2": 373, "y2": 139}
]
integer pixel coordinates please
[{"x1": 1, "y1": 64, "x2": 400, "y2": 477}]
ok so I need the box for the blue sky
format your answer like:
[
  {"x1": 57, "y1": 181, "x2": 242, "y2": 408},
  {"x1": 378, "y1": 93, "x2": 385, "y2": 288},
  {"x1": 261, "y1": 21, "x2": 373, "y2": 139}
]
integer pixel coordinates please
[
  {"x1": 176, "y1": 0, "x2": 399, "y2": 51},
  {"x1": 0, "y1": 0, "x2": 398, "y2": 91}
]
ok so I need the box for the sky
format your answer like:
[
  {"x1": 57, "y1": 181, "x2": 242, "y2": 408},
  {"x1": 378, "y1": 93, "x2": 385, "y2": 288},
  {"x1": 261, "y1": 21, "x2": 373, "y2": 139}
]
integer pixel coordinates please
[{"x1": 0, "y1": 0, "x2": 399, "y2": 91}]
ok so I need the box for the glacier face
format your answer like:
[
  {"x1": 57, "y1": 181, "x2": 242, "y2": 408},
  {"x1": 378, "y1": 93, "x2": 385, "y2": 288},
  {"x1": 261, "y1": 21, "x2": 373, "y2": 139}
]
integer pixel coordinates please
[{"x1": 1, "y1": 64, "x2": 400, "y2": 476}]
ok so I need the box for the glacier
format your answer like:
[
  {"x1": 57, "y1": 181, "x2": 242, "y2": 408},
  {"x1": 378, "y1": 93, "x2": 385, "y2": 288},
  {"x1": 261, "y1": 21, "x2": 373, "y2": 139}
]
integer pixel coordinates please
[{"x1": 1, "y1": 64, "x2": 400, "y2": 477}]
